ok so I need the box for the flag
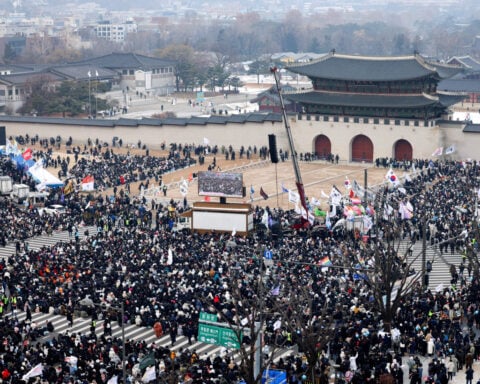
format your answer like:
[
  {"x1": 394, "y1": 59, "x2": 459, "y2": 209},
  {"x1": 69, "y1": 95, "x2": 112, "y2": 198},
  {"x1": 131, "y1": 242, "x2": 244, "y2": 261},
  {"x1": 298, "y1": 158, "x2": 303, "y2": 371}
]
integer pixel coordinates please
[
  {"x1": 270, "y1": 285, "x2": 280, "y2": 296},
  {"x1": 22, "y1": 147, "x2": 32, "y2": 160},
  {"x1": 383, "y1": 204, "x2": 394, "y2": 220},
  {"x1": 431, "y1": 147, "x2": 443, "y2": 157},
  {"x1": 325, "y1": 214, "x2": 331, "y2": 229},
  {"x1": 87, "y1": 70, "x2": 91, "y2": 78},
  {"x1": 319, "y1": 256, "x2": 332, "y2": 266},
  {"x1": 180, "y1": 178, "x2": 188, "y2": 196},
  {"x1": 399, "y1": 201, "x2": 413, "y2": 220},
  {"x1": 64, "y1": 180, "x2": 74, "y2": 195},
  {"x1": 330, "y1": 186, "x2": 342, "y2": 206},
  {"x1": 313, "y1": 207, "x2": 326, "y2": 217},
  {"x1": 288, "y1": 189, "x2": 299, "y2": 204},
  {"x1": 81, "y1": 175, "x2": 95, "y2": 191},
  {"x1": 260, "y1": 187, "x2": 268, "y2": 200},
  {"x1": 362, "y1": 215, "x2": 373, "y2": 231},
  {"x1": 344, "y1": 177, "x2": 351, "y2": 190},
  {"x1": 351, "y1": 181, "x2": 368, "y2": 200},
  {"x1": 281, "y1": 183, "x2": 289, "y2": 193},
  {"x1": 310, "y1": 197, "x2": 321, "y2": 206},
  {"x1": 262, "y1": 209, "x2": 269, "y2": 227},
  {"x1": 445, "y1": 145, "x2": 455, "y2": 155},
  {"x1": 350, "y1": 197, "x2": 362, "y2": 205},
  {"x1": 22, "y1": 363, "x2": 43, "y2": 381},
  {"x1": 142, "y1": 365, "x2": 156, "y2": 383},
  {"x1": 296, "y1": 182, "x2": 310, "y2": 224},
  {"x1": 385, "y1": 168, "x2": 399, "y2": 186}
]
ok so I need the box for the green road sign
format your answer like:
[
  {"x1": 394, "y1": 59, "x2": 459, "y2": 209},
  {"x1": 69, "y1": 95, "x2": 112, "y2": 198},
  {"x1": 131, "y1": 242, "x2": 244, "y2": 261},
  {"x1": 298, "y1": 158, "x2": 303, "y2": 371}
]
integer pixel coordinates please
[
  {"x1": 199, "y1": 312, "x2": 218, "y2": 323},
  {"x1": 197, "y1": 323, "x2": 242, "y2": 349}
]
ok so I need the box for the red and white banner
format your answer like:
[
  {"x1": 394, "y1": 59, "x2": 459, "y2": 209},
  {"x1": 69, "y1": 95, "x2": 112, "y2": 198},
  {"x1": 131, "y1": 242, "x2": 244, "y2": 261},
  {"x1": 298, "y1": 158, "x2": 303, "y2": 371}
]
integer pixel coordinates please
[{"x1": 81, "y1": 175, "x2": 95, "y2": 191}]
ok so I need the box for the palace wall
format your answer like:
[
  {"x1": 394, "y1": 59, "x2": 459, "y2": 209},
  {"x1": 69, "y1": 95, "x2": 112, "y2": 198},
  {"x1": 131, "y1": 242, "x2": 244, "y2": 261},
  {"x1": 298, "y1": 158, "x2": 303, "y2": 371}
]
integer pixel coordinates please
[{"x1": 0, "y1": 115, "x2": 475, "y2": 161}]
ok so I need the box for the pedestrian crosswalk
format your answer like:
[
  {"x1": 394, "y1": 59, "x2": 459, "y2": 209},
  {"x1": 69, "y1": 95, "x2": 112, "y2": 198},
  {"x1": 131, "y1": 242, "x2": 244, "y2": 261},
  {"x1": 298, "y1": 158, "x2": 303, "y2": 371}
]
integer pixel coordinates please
[
  {"x1": 403, "y1": 239, "x2": 464, "y2": 291},
  {"x1": 8, "y1": 309, "x2": 294, "y2": 365},
  {"x1": 6, "y1": 224, "x2": 466, "y2": 366},
  {"x1": 0, "y1": 225, "x2": 296, "y2": 365},
  {"x1": 0, "y1": 225, "x2": 97, "y2": 259}
]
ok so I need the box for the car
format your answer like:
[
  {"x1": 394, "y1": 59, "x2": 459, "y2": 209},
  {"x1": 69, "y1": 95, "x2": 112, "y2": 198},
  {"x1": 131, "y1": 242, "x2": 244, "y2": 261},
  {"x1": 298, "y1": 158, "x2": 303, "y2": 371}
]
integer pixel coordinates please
[{"x1": 39, "y1": 204, "x2": 67, "y2": 216}]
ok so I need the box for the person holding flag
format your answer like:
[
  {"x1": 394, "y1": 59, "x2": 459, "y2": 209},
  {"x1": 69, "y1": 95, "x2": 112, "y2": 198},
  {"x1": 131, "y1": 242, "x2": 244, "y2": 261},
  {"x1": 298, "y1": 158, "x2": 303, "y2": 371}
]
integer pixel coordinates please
[
  {"x1": 385, "y1": 168, "x2": 400, "y2": 186},
  {"x1": 344, "y1": 176, "x2": 351, "y2": 190}
]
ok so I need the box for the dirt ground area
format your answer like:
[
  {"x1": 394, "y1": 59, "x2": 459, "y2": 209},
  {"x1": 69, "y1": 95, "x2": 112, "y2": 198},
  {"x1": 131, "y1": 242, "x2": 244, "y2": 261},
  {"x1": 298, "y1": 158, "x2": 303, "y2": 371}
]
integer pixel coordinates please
[{"x1": 35, "y1": 142, "x2": 396, "y2": 212}]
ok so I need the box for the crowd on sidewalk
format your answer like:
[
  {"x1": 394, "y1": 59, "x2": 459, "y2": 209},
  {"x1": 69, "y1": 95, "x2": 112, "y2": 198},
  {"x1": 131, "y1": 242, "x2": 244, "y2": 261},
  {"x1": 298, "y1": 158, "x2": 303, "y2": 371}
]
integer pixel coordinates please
[{"x1": 1, "y1": 139, "x2": 480, "y2": 384}]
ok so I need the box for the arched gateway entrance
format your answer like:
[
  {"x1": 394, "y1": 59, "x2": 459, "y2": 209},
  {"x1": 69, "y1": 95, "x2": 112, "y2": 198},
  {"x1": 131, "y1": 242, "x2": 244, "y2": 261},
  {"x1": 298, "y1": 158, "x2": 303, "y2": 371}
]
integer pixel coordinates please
[
  {"x1": 351, "y1": 135, "x2": 373, "y2": 162},
  {"x1": 314, "y1": 135, "x2": 331, "y2": 159},
  {"x1": 394, "y1": 139, "x2": 413, "y2": 161}
]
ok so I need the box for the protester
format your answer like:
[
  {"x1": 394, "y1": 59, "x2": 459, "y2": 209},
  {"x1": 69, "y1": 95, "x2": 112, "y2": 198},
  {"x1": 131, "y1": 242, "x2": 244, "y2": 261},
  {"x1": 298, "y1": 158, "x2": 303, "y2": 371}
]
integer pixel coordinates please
[{"x1": 1, "y1": 138, "x2": 480, "y2": 384}]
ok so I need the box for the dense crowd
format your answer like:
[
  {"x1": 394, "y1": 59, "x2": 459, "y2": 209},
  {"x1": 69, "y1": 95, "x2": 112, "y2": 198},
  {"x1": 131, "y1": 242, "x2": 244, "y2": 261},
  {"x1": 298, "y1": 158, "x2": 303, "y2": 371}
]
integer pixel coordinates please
[{"x1": 1, "y1": 140, "x2": 480, "y2": 384}]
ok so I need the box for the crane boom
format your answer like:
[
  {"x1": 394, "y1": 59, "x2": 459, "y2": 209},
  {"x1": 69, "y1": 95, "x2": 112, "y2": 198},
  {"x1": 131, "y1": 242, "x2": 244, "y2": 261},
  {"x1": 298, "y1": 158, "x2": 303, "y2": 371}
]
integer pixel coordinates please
[{"x1": 270, "y1": 67, "x2": 310, "y2": 224}]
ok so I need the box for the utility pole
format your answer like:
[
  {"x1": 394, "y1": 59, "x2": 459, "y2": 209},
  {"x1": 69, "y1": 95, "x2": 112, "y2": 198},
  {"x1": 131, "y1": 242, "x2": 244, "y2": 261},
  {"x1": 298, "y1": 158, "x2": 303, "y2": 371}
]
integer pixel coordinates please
[
  {"x1": 363, "y1": 169, "x2": 368, "y2": 208},
  {"x1": 422, "y1": 215, "x2": 427, "y2": 290},
  {"x1": 87, "y1": 301, "x2": 126, "y2": 384}
]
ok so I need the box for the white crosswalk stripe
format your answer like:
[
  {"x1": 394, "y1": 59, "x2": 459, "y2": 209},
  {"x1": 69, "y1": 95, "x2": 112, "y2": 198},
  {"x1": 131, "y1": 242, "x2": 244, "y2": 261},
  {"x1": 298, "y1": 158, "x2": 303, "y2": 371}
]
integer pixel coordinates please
[
  {"x1": 0, "y1": 225, "x2": 98, "y2": 259},
  {"x1": 0, "y1": 225, "x2": 300, "y2": 364},
  {"x1": 403, "y1": 239, "x2": 464, "y2": 291},
  {"x1": 6, "y1": 309, "x2": 295, "y2": 364}
]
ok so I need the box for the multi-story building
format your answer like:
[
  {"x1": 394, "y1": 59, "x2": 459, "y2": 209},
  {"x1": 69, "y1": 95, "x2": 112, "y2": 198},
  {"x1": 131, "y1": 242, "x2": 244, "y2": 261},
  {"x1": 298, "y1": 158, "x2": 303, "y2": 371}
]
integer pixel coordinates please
[
  {"x1": 93, "y1": 20, "x2": 137, "y2": 43},
  {"x1": 0, "y1": 52, "x2": 175, "y2": 113}
]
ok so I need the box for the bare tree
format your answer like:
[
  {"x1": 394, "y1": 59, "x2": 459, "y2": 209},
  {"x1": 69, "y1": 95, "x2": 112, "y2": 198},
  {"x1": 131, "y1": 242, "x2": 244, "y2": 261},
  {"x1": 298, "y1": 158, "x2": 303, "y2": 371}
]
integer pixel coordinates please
[
  {"x1": 203, "y1": 258, "x2": 282, "y2": 384},
  {"x1": 276, "y1": 282, "x2": 334, "y2": 384}
]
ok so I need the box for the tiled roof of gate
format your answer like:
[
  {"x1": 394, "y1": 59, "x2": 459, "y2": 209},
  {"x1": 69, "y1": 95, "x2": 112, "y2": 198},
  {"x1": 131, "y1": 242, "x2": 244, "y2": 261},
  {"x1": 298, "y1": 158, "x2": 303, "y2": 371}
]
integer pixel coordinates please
[
  {"x1": 287, "y1": 53, "x2": 462, "y2": 81},
  {"x1": 286, "y1": 91, "x2": 441, "y2": 108}
]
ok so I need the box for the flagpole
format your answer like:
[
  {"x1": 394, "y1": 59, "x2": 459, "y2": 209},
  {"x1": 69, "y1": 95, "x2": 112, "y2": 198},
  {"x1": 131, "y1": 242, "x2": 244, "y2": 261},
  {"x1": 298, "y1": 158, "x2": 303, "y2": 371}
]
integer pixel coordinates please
[{"x1": 363, "y1": 169, "x2": 368, "y2": 208}]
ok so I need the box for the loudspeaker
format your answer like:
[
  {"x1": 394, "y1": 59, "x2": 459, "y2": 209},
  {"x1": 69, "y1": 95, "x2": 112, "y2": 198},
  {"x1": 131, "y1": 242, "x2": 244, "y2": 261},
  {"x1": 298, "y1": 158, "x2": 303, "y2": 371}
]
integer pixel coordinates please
[
  {"x1": 268, "y1": 134, "x2": 279, "y2": 164},
  {"x1": 0, "y1": 127, "x2": 5, "y2": 146}
]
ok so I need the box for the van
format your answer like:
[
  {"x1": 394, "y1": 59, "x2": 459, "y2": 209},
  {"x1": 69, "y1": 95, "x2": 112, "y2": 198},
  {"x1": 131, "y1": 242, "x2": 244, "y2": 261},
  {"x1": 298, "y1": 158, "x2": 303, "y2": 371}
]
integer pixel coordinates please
[
  {"x1": 0, "y1": 176, "x2": 13, "y2": 195},
  {"x1": 11, "y1": 184, "x2": 30, "y2": 203}
]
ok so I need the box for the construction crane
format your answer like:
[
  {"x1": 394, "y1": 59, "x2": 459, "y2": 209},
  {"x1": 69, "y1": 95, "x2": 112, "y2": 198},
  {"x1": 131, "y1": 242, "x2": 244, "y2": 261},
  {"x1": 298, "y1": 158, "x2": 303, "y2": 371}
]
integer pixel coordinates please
[{"x1": 270, "y1": 66, "x2": 310, "y2": 226}]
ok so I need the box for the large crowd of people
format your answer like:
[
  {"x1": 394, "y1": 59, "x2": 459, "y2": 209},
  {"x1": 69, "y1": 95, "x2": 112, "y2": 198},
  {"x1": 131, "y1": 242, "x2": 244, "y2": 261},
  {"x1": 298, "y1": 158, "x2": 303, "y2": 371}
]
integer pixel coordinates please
[{"x1": 0, "y1": 138, "x2": 480, "y2": 384}]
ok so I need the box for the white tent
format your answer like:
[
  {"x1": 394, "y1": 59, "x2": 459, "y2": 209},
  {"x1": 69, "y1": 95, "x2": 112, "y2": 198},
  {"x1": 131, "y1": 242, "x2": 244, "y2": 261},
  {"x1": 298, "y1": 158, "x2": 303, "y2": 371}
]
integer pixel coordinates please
[{"x1": 27, "y1": 160, "x2": 64, "y2": 189}]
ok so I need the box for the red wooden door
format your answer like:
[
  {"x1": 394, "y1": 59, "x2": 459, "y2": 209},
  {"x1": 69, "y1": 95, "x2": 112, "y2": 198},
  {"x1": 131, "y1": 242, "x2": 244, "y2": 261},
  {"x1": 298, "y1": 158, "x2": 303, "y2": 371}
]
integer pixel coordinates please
[
  {"x1": 351, "y1": 135, "x2": 373, "y2": 162},
  {"x1": 394, "y1": 139, "x2": 413, "y2": 161},
  {"x1": 315, "y1": 135, "x2": 331, "y2": 159}
]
